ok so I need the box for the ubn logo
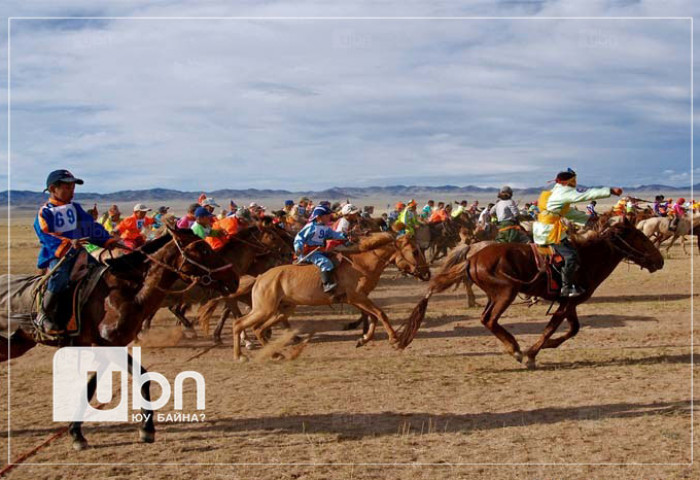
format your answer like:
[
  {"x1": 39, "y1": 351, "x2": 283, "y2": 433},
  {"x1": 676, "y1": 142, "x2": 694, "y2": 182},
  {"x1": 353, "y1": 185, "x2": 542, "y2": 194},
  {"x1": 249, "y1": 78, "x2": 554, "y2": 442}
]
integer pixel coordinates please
[{"x1": 53, "y1": 347, "x2": 205, "y2": 422}]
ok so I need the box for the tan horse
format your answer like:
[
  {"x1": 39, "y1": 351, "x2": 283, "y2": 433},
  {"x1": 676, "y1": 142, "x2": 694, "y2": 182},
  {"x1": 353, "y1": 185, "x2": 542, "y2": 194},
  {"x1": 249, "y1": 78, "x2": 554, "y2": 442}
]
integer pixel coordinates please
[
  {"x1": 232, "y1": 233, "x2": 430, "y2": 360},
  {"x1": 637, "y1": 216, "x2": 699, "y2": 256}
]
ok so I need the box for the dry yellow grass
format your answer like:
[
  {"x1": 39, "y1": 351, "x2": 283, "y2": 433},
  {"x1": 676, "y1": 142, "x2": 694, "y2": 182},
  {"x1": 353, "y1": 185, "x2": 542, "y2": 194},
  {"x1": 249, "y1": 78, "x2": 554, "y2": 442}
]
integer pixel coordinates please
[{"x1": 0, "y1": 211, "x2": 698, "y2": 479}]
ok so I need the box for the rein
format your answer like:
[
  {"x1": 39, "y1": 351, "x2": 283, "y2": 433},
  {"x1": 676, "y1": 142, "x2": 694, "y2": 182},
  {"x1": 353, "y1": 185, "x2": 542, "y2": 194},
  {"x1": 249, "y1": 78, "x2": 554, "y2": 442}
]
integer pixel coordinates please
[
  {"x1": 608, "y1": 233, "x2": 651, "y2": 266},
  {"x1": 372, "y1": 239, "x2": 429, "y2": 279},
  {"x1": 119, "y1": 236, "x2": 233, "y2": 293}
]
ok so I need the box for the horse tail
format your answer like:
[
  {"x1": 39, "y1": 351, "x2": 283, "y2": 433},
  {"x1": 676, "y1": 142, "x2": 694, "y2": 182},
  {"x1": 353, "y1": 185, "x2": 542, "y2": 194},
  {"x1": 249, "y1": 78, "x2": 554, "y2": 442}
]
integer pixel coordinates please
[
  {"x1": 395, "y1": 244, "x2": 475, "y2": 349},
  {"x1": 198, "y1": 297, "x2": 224, "y2": 336},
  {"x1": 395, "y1": 290, "x2": 433, "y2": 350},
  {"x1": 429, "y1": 244, "x2": 472, "y2": 294}
]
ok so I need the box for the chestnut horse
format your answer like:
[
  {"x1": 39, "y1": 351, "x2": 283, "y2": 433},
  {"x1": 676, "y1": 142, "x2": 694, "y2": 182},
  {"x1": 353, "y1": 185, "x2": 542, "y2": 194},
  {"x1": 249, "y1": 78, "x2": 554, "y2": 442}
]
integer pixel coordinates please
[
  {"x1": 1, "y1": 228, "x2": 239, "y2": 449},
  {"x1": 397, "y1": 219, "x2": 664, "y2": 368},
  {"x1": 232, "y1": 233, "x2": 430, "y2": 360}
]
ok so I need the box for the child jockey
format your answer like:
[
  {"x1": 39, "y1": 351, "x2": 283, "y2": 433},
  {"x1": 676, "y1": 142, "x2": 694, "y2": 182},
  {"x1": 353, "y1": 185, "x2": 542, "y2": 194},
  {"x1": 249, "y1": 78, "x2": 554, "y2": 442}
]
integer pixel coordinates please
[
  {"x1": 116, "y1": 204, "x2": 155, "y2": 249},
  {"x1": 99, "y1": 204, "x2": 122, "y2": 233},
  {"x1": 34, "y1": 170, "x2": 119, "y2": 334},
  {"x1": 334, "y1": 203, "x2": 360, "y2": 235},
  {"x1": 421, "y1": 200, "x2": 434, "y2": 221},
  {"x1": 397, "y1": 199, "x2": 421, "y2": 235},
  {"x1": 653, "y1": 195, "x2": 669, "y2": 217},
  {"x1": 191, "y1": 207, "x2": 221, "y2": 239},
  {"x1": 490, "y1": 186, "x2": 529, "y2": 243},
  {"x1": 177, "y1": 203, "x2": 199, "y2": 229},
  {"x1": 206, "y1": 207, "x2": 252, "y2": 250},
  {"x1": 533, "y1": 168, "x2": 622, "y2": 298},
  {"x1": 586, "y1": 200, "x2": 598, "y2": 219},
  {"x1": 669, "y1": 198, "x2": 686, "y2": 231},
  {"x1": 293, "y1": 205, "x2": 349, "y2": 293}
]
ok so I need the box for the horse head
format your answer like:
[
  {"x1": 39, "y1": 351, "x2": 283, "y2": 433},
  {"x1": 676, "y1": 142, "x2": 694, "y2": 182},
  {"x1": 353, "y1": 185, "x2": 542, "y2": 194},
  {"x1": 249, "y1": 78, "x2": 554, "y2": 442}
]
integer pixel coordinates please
[
  {"x1": 606, "y1": 217, "x2": 664, "y2": 273},
  {"x1": 257, "y1": 226, "x2": 295, "y2": 262},
  {"x1": 167, "y1": 226, "x2": 240, "y2": 294},
  {"x1": 392, "y1": 234, "x2": 431, "y2": 281}
]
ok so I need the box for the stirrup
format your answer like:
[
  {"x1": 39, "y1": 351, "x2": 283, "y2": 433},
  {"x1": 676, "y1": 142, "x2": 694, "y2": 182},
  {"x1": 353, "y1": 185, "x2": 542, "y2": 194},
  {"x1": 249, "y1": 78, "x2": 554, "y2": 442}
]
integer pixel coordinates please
[
  {"x1": 36, "y1": 315, "x2": 66, "y2": 336},
  {"x1": 560, "y1": 285, "x2": 585, "y2": 298}
]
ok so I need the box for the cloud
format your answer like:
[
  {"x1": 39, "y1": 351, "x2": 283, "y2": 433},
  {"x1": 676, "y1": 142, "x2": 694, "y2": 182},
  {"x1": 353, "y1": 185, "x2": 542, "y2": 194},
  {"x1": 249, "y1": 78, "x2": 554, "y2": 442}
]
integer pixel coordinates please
[{"x1": 0, "y1": 0, "x2": 695, "y2": 192}]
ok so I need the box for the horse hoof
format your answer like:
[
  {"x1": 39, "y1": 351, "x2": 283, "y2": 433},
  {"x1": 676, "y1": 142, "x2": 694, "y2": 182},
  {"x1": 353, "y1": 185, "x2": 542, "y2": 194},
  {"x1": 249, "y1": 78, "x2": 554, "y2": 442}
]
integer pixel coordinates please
[
  {"x1": 212, "y1": 337, "x2": 223, "y2": 346},
  {"x1": 272, "y1": 352, "x2": 286, "y2": 361},
  {"x1": 72, "y1": 439, "x2": 89, "y2": 451},
  {"x1": 356, "y1": 339, "x2": 366, "y2": 348},
  {"x1": 140, "y1": 430, "x2": 155, "y2": 443},
  {"x1": 512, "y1": 351, "x2": 523, "y2": 363},
  {"x1": 291, "y1": 335, "x2": 303, "y2": 345},
  {"x1": 244, "y1": 341, "x2": 254, "y2": 351},
  {"x1": 183, "y1": 328, "x2": 197, "y2": 339},
  {"x1": 237, "y1": 355, "x2": 249, "y2": 363},
  {"x1": 524, "y1": 357, "x2": 537, "y2": 370}
]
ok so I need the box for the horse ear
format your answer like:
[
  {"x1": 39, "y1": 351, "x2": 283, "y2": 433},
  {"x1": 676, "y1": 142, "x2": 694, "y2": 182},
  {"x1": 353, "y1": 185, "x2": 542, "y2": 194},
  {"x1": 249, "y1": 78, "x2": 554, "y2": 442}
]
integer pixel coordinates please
[{"x1": 166, "y1": 224, "x2": 181, "y2": 239}]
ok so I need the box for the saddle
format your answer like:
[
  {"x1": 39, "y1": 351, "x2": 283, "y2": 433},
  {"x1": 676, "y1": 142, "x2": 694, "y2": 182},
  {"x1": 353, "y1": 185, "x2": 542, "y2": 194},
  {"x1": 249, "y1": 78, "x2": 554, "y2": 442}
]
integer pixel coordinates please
[
  {"x1": 33, "y1": 251, "x2": 109, "y2": 340},
  {"x1": 530, "y1": 244, "x2": 565, "y2": 296}
]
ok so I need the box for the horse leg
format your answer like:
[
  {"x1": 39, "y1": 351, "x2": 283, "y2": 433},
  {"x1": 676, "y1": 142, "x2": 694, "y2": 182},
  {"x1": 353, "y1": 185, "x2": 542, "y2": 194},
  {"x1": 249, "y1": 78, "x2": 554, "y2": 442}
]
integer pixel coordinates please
[
  {"x1": 666, "y1": 234, "x2": 677, "y2": 258},
  {"x1": 170, "y1": 305, "x2": 197, "y2": 338},
  {"x1": 233, "y1": 307, "x2": 275, "y2": 361},
  {"x1": 0, "y1": 335, "x2": 36, "y2": 362},
  {"x1": 541, "y1": 305, "x2": 580, "y2": 350},
  {"x1": 523, "y1": 304, "x2": 569, "y2": 369},
  {"x1": 350, "y1": 297, "x2": 396, "y2": 346},
  {"x1": 69, "y1": 372, "x2": 96, "y2": 450},
  {"x1": 465, "y1": 279, "x2": 477, "y2": 308},
  {"x1": 681, "y1": 235, "x2": 689, "y2": 255},
  {"x1": 343, "y1": 310, "x2": 370, "y2": 334},
  {"x1": 127, "y1": 353, "x2": 155, "y2": 443},
  {"x1": 213, "y1": 307, "x2": 231, "y2": 345},
  {"x1": 480, "y1": 291, "x2": 522, "y2": 362}
]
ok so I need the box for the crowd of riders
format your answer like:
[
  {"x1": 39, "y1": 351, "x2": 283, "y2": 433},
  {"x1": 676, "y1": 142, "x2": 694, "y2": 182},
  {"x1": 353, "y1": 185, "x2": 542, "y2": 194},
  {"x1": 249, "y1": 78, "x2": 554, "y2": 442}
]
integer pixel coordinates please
[{"x1": 34, "y1": 168, "x2": 695, "y2": 335}]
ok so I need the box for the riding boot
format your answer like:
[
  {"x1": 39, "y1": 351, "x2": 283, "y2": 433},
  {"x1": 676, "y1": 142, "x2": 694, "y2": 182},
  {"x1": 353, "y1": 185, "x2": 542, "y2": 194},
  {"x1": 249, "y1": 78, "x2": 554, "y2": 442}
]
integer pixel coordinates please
[
  {"x1": 36, "y1": 290, "x2": 64, "y2": 335},
  {"x1": 320, "y1": 270, "x2": 337, "y2": 293},
  {"x1": 560, "y1": 265, "x2": 585, "y2": 298}
]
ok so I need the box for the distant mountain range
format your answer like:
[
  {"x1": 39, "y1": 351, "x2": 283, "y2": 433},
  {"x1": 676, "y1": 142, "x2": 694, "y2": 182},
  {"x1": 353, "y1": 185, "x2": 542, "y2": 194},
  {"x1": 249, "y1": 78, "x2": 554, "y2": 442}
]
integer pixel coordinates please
[{"x1": 1, "y1": 184, "x2": 696, "y2": 207}]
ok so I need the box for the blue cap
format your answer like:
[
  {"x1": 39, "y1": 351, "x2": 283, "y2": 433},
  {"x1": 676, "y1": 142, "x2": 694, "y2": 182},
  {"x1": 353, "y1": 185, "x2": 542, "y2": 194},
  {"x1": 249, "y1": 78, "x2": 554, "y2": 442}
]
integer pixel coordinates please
[
  {"x1": 194, "y1": 207, "x2": 213, "y2": 218},
  {"x1": 310, "y1": 205, "x2": 332, "y2": 220},
  {"x1": 284, "y1": 200, "x2": 294, "y2": 206},
  {"x1": 44, "y1": 169, "x2": 83, "y2": 192}
]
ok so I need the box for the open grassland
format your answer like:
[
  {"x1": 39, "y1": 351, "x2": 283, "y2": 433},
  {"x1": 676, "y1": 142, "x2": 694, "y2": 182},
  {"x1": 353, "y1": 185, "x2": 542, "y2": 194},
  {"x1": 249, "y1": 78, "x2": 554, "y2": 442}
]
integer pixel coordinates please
[{"x1": 1, "y1": 211, "x2": 698, "y2": 479}]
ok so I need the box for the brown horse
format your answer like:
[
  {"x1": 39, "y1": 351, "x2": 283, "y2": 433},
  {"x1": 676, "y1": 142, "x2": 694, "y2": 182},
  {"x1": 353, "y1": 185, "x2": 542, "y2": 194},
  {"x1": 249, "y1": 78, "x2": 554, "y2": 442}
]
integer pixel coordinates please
[
  {"x1": 141, "y1": 225, "x2": 294, "y2": 335},
  {"x1": 397, "y1": 218, "x2": 663, "y2": 368},
  {"x1": 0, "y1": 228, "x2": 239, "y2": 449},
  {"x1": 231, "y1": 233, "x2": 430, "y2": 360}
]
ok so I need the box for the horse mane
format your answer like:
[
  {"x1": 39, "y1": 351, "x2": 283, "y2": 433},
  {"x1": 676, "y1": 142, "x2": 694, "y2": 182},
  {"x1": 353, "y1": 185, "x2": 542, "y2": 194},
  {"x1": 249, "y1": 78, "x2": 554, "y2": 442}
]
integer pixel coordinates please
[
  {"x1": 569, "y1": 222, "x2": 627, "y2": 248},
  {"x1": 357, "y1": 232, "x2": 396, "y2": 251},
  {"x1": 104, "y1": 230, "x2": 202, "y2": 274}
]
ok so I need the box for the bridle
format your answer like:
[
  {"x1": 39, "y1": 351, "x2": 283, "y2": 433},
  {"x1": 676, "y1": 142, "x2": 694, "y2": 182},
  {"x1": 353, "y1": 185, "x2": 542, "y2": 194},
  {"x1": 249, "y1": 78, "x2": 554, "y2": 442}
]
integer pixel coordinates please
[
  {"x1": 384, "y1": 238, "x2": 430, "y2": 279},
  {"x1": 608, "y1": 233, "x2": 652, "y2": 268},
  {"x1": 119, "y1": 236, "x2": 233, "y2": 294}
]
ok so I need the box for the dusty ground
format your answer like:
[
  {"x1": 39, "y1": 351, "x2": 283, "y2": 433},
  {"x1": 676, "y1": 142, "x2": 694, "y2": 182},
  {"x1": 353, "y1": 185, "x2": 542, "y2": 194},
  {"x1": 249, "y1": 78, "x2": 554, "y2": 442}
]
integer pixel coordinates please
[{"x1": 0, "y1": 213, "x2": 698, "y2": 479}]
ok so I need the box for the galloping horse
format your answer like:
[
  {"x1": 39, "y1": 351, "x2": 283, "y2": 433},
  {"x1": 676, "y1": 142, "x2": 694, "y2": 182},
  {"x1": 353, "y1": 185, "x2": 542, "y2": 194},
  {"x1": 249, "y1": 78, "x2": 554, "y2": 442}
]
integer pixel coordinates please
[
  {"x1": 397, "y1": 219, "x2": 663, "y2": 368},
  {"x1": 141, "y1": 225, "x2": 293, "y2": 334},
  {"x1": 0, "y1": 228, "x2": 239, "y2": 449},
  {"x1": 637, "y1": 216, "x2": 700, "y2": 256},
  {"x1": 231, "y1": 233, "x2": 430, "y2": 360}
]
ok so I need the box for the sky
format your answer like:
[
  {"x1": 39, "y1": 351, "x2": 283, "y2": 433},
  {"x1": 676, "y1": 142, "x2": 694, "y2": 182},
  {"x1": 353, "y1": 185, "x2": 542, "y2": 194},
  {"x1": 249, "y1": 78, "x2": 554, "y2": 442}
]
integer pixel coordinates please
[{"x1": 0, "y1": 1, "x2": 697, "y2": 193}]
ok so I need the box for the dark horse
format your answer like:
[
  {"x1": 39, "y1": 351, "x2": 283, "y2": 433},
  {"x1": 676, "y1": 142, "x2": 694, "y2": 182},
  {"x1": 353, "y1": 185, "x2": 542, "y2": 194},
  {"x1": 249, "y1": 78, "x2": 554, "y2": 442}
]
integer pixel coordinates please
[
  {"x1": 0, "y1": 228, "x2": 239, "y2": 449},
  {"x1": 396, "y1": 218, "x2": 664, "y2": 368}
]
